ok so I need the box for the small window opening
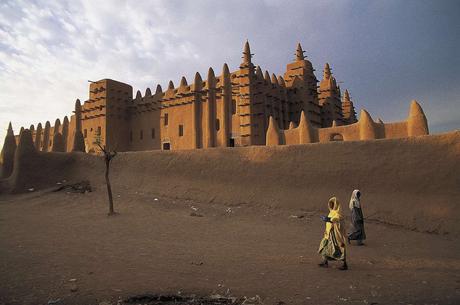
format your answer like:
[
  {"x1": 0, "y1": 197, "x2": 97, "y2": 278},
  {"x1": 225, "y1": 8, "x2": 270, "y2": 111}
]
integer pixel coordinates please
[
  {"x1": 84, "y1": 129, "x2": 87, "y2": 138},
  {"x1": 216, "y1": 119, "x2": 220, "y2": 131},
  {"x1": 179, "y1": 124, "x2": 184, "y2": 137},
  {"x1": 164, "y1": 113, "x2": 169, "y2": 126},
  {"x1": 151, "y1": 128, "x2": 155, "y2": 139}
]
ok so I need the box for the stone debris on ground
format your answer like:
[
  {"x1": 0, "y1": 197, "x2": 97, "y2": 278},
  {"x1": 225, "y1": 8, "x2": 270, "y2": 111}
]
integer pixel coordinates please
[
  {"x1": 122, "y1": 293, "x2": 248, "y2": 304},
  {"x1": 190, "y1": 212, "x2": 203, "y2": 217},
  {"x1": 53, "y1": 180, "x2": 92, "y2": 193},
  {"x1": 69, "y1": 278, "x2": 78, "y2": 292}
]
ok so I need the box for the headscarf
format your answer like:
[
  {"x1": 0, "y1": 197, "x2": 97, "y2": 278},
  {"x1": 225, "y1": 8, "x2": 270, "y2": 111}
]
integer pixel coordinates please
[
  {"x1": 349, "y1": 189, "x2": 361, "y2": 210},
  {"x1": 328, "y1": 197, "x2": 342, "y2": 221},
  {"x1": 324, "y1": 197, "x2": 347, "y2": 246}
]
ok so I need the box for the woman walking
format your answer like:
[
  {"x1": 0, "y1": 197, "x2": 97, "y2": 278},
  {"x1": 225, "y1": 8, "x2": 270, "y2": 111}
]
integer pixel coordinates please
[
  {"x1": 318, "y1": 197, "x2": 348, "y2": 270},
  {"x1": 348, "y1": 189, "x2": 366, "y2": 245}
]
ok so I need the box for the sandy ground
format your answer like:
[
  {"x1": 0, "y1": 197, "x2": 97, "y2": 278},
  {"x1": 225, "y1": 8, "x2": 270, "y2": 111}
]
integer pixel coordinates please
[{"x1": 1, "y1": 186, "x2": 459, "y2": 305}]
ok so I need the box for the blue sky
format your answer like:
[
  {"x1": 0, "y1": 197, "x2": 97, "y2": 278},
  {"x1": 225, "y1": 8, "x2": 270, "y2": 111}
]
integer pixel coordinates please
[{"x1": 0, "y1": 0, "x2": 459, "y2": 147}]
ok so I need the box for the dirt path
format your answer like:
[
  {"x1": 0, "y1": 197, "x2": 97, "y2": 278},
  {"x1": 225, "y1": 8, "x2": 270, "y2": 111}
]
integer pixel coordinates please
[{"x1": 0, "y1": 188, "x2": 459, "y2": 305}]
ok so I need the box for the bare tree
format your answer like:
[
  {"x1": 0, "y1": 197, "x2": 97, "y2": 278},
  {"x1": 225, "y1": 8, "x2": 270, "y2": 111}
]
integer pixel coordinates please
[{"x1": 97, "y1": 143, "x2": 117, "y2": 216}]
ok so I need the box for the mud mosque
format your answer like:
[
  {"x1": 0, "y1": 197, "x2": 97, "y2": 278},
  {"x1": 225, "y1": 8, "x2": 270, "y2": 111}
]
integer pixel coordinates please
[{"x1": 3, "y1": 41, "x2": 428, "y2": 159}]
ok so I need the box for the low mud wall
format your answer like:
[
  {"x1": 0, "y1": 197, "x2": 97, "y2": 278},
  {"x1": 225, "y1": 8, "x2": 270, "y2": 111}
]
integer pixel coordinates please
[{"x1": 2, "y1": 131, "x2": 459, "y2": 234}]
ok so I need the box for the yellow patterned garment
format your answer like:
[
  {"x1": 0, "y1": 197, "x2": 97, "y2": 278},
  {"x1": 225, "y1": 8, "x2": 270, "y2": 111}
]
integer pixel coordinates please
[{"x1": 318, "y1": 197, "x2": 347, "y2": 261}]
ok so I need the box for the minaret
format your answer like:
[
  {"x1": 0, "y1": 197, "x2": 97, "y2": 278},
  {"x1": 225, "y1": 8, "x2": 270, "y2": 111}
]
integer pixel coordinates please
[
  {"x1": 342, "y1": 89, "x2": 357, "y2": 124},
  {"x1": 283, "y1": 43, "x2": 320, "y2": 127},
  {"x1": 318, "y1": 63, "x2": 343, "y2": 127},
  {"x1": 1, "y1": 122, "x2": 17, "y2": 178},
  {"x1": 241, "y1": 40, "x2": 252, "y2": 67},
  {"x1": 295, "y1": 42, "x2": 305, "y2": 61},
  {"x1": 323, "y1": 63, "x2": 332, "y2": 80},
  {"x1": 239, "y1": 41, "x2": 256, "y2": 146}
]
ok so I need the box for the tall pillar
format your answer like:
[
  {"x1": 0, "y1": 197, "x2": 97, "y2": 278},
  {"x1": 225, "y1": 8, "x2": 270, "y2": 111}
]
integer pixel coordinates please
[
  {"x1": 72, "y1": 99, "x2": 85, "y2": 152},
  {"x1": 1, "y1": 122, "x2": 17, "y2": 178},
  {"x1": 192, "y1": 72, "x2": 203, "y2": 149},
  {"x1": 221, "y1": 63, "x2": 231, "y2": 147},
  {"x1": 35, "y1": 123, "x2": 42, "y2": 150},
  {"x1": 62, "y1": 116, "x2": 69, "y2": 152},
  {"x1": 42, "y1": 121, "x2": 51, "y2": 152},
  {"x1": 205, "y1": 67, "x2": 216, "y2": 148}
]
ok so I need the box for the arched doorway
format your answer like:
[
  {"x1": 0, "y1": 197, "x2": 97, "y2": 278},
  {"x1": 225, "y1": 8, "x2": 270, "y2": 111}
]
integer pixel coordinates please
[{"x1": 330, "y1": 133, "x2": 344, "y2": 141}]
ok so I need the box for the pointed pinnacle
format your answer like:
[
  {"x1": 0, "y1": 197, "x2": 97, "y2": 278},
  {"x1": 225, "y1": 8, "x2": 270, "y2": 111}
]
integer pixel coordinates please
[{"x1": 296, "y1": 43, "x2": 305, "y2": 61}]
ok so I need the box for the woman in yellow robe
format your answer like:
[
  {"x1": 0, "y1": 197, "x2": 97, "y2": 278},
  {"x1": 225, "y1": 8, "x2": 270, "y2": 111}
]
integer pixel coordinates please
[{"x1": 318, "y1": 197, "x2": 348, "y2": 270}]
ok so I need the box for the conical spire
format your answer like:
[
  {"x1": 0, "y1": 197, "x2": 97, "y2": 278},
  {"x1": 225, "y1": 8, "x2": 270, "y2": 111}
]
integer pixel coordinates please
[
  {"x1": 255, "y1": 66, "x2": 263, "y2": 79},
  {"x1": 223, "y1": 63, "x2": 230, "y2": 78},
  {"x1": 359, "y1": 109, "x2": 376, "y2": 140},
  {"x1": 323, "y1": 63, "x2": 332, "y2": 79},
  {"x1": 298, "y1": 111, "x2": 316, "y2": 144},
  {"x1": 42, "y1": 121, "x2": 51, "y2": 152},
  {"x1": 222, "y1": 63, "x2": 231, "y2": 87},
  {"x1": 7, "y1": 122, "x2": 13, "y2": 136},
  {"x1": 192, "y1": 72, "x2": 203, "y2": 92},
  {"x1": 343, "y1": 89, "x2": 350, "y2": 101},
  {"x1": 407, "y1": 100, "x2": 429, "y2": 136},
  {"x1": 135, "y1": 90, "x2": 142, "y2": 100},
  {"x1": 179, "y1": 76, "x2": 188, "y2": 87},
  {"x1": 75, "y1": 99, "x2": 82, "y2": 132},
  {"x1": 266, "y1": 116, "x2": 281, "y2": 146},
  {"x1": 35, "y1": 123, "x2": 42, "y2": 150},
  {"x1": 145, "y1": 87, "x2": 152, "y2": 97},
  {"x1": 264, "y1": 71, "x2": 271, "y2": 84},
  {"x1": 271, "y1": 73, "x2": 278, "y2": 86},
  {"x1": 62, "y1": 116, "x2": 69, "y2": 152},
  {"x1": 29, "y1": 124, "x2": 35, "y2": 132},
  {"x1": 168, "y1": 80, "x2": 174, "y2": 90},
  {"x1": 296, "y1": 43, "x2": 305, "y2": 61},
  {"x1": 1, "y1": 122, "x2": 17, "y2": 178},
  {"x1": 75, "y1": 99, "x2": 82, "y2": 111},
  {"x1": 155, "y1": 84, "x2": 162, "y2": 94},
  {"x1": 15, "y1": 129, "x2": 36, "y2": 159},
  {"x1": 278, "y1": 76, "x2": 286, "y2": 87},
  {"x1": 242, "y1": 40, "x2": 252, "y2": 65},
  {"x1": 54, "y1": 119, "x2": 61, "y2": 135},
  {"x1": 207, "y1": 67, "x2": 216, "y2": 88}
]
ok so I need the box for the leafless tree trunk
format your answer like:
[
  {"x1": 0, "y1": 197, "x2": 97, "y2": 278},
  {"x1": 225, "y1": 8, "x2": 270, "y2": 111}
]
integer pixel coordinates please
[{"x1": 98, "y1": 144, "x2": 117, "y2": 215}]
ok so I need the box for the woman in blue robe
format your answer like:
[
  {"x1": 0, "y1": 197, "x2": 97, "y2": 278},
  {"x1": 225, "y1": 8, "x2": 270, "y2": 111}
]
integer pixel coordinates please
[{"x1": 347, "y1": 189, "x2": 366, "y2": 245}]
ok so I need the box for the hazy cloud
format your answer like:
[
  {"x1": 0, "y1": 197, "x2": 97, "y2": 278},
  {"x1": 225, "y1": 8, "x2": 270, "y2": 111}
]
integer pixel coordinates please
[{"x1": 0, "y1": 0, "x2": 459, "y2": 146}]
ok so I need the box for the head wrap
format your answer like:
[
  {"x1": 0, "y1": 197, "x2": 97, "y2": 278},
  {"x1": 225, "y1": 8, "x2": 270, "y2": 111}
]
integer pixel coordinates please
[{"x1": 349, "y1": 189, "x2": 361, "y2": 210}]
